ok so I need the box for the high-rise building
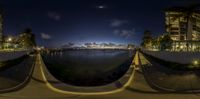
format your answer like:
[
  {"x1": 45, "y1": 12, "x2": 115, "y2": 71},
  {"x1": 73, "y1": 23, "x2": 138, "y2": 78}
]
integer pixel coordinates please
[
  {"x1": 0, "y1": 8, "x2": 3, "y2": 49},
  {"x1": 165, "y1": 7, "x2": 200, "y2": 41},
  {"x1": 165, "y1": 7, "x2": 200, "y2": 51}
]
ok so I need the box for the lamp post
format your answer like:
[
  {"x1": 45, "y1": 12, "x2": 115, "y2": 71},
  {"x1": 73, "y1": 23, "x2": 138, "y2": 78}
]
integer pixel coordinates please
[{"x1": 7, "y1": 37, "x2": 12, "y2": 50}]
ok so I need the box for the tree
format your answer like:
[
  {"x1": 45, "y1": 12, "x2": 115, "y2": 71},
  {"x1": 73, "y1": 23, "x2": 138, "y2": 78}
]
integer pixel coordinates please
[
  {"x1": 141, "y1": 30, "x2": 153, "y2": 49},
  {"x1": 160, "y1": 34, "x2": 173, "y2": 51},
  {"x1": 18, "y1": 28, "x2": 36, "y2": 49},
  {"x1": 151, "y1": 38, "x2": 160, "y2": 50}
]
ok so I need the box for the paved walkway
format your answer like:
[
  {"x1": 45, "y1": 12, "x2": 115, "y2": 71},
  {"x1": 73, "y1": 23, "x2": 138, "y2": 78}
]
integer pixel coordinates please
[
  {"x1": 1, "y1": 51, "x2": 200, "y2": 99},
  {"x1": 0, "y1": 54, "x2": 75, "y2": 99},
  {"x1": 140, "y1": 52, "x2": 200, "y2": 92},
  {"x1": 0, "y1": 55, "x2": 34, "y2": 93}
]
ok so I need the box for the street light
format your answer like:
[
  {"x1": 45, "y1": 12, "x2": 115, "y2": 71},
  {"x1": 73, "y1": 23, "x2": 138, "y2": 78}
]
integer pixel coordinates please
[{"x1": 6, "y1": 37, "x2": 13, "y2": 50}]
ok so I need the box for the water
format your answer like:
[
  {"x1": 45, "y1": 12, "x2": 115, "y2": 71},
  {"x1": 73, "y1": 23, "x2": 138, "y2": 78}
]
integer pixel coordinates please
[{"x1": 42, "y1": 49, "x2": 135, "y2": 86}]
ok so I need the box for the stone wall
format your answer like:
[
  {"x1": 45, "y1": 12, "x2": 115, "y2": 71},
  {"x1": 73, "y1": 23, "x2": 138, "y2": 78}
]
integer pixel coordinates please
[
  {"x1": 0, "y1": 51, "x2": 27, "y2": 62},
  {"x1": 142, "y1": 50, "x2": 200, "y2": 64}
]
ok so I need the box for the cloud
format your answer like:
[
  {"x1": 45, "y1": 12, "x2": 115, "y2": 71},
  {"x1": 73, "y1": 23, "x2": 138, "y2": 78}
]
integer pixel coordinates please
[
  {"x1": 47, "y1": 12, "x2": 61, "y2": 21},
  {"x1": 110, "y1": 19, "x2": 128, "y2": 27},
  {"x1": 114, "y1": 28, "x2": 135, "y2": 39},
  {"x1": 41, "y1": 33, "x2": 51, "y2": 40},
  {"x1": 61, "y1": 42, "x2": 75, "y2": 48},
  {"x1": 96, "y1": 5, "x2": 107, "y2": 9}
]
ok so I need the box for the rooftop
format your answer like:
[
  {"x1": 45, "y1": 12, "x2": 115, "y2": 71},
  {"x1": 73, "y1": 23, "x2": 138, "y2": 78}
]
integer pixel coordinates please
[{"x1": 164, "y1": 6, "x2": 200, "y2": 14}]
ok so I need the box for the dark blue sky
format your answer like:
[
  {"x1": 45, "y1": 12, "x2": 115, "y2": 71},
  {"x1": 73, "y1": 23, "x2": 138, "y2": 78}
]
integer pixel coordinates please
[{"x1": 1, "y1": 0, "x2": 200, "y2": 48}]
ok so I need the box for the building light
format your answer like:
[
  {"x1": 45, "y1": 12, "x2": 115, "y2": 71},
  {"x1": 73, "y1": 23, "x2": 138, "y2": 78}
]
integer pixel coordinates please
[
  {"x1": 8, "y1": 37, "x2": 12, "y2": 42},
  {"x1": 193, "y1": 60, "x2": 199, "y2": 66},
  {"x1": 180, "y1": 45, "x2": 183, "y2": 49}
]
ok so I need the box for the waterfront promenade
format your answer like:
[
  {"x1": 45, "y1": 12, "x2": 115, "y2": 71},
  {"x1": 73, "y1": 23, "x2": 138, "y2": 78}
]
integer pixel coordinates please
[{"x1": 0, "y1": 51, "x2": 200, "y2": 99}]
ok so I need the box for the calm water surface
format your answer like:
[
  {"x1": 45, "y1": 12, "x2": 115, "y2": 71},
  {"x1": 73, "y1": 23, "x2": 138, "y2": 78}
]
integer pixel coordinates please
[{"x1": 42, "y1": 49, "x2": 135, "y2": 86}]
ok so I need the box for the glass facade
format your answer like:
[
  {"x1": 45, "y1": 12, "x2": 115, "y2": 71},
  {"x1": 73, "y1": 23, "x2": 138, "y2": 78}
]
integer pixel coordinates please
[
  {"x1": 165, "y1": 8, "x2": 200, "y2": 52},
  {"x1": 172, "y1": 41, "x2": 200, "y2": 52},
  {"x1": 165, "y1": 11, "x2": 200, "y2": 41}
]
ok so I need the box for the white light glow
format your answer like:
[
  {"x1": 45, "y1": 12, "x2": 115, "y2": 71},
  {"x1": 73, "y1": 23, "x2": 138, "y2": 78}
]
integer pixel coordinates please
[
  {"x1": 193, "y1": 60, "x2": 199, "y2": 65},
  {"x1": 97, "y1": 5, "x2": 106, "y2": 9},
  {"x1": 8, "y1": 37, "x2": 12, "y2": 42}
]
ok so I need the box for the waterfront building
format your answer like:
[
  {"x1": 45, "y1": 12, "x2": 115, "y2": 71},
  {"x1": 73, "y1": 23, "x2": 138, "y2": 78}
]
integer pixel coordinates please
[
  {"x1": 165, "y1": 7, "x2": 200, "y2": 51},
  {"x1": 0, "y1": 8, "x2": 3, "y2": 49}
]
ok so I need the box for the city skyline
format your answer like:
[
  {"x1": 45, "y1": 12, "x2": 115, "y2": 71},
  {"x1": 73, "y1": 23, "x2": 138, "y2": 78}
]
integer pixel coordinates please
[{"x1": 60, "y1": 42, "x2": 134, "y2": 49}]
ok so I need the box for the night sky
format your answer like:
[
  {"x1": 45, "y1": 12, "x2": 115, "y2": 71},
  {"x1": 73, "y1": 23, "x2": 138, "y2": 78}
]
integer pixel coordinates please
[{"x1": 1, "y1": 0, "x2": 200, "y2": 48}]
